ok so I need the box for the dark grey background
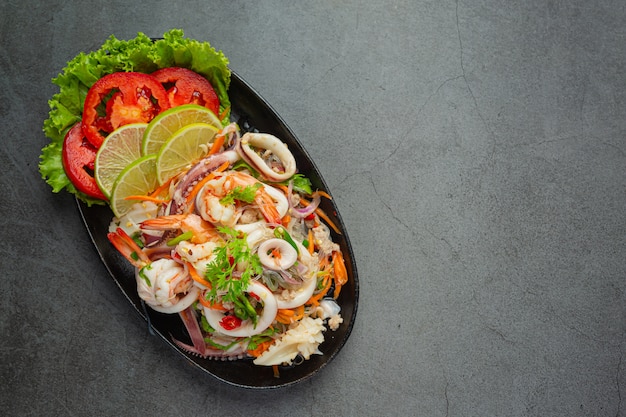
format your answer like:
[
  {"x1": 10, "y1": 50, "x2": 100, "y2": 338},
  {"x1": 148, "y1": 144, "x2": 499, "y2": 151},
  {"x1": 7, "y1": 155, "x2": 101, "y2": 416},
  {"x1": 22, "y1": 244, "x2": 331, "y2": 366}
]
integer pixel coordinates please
[{"x1": 2, "y1": 1, "x2": 625, "y2": 416}]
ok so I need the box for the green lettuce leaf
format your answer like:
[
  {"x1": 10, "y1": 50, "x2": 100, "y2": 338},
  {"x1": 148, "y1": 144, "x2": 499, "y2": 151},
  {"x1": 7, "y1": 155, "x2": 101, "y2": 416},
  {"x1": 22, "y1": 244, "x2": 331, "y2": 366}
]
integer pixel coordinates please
[{"x1": 39, "y1": 29, "x2": 231, "y2": 205}]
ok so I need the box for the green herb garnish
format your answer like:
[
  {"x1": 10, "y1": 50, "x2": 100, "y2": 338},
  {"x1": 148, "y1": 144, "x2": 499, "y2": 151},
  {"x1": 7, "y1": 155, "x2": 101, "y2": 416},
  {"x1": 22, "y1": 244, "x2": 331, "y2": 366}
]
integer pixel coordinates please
[
  {"x1": 204, "y1": 227, "x2": 263, "y2": 304},
  {"x1": 219, "y1": 183, "x2": 262, "y2": 205}
]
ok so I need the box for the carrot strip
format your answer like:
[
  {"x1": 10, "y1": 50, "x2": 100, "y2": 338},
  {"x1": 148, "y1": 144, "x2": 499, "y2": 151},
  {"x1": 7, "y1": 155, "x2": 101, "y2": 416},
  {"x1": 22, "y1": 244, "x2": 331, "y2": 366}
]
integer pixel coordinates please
[
  {"x1": 247, "y1": 340, "x2": 273, "y2": 357},
  {"x1": 275, "y1": 305, "x2": 306, "y2": 324},
  {"x1": 313, "y1": 190, "x2": 332, "y2": 200},
  {"x1": 275, "y1": 308, "x2": 295, "y2": 324},
  {"x1": 319, "y1": 254, "x2": 330, "y2": 270},
  {"x1": 306, "y1": 275, "x2": 332, "y2": 306},
  {"x1": 150, "y1": 176, "x2": 175, "y2": 198},
  {"x1": 208, "y1": 134, "x2": 225, "y2": 155},
  {"x1": 197, "y1": 295, "x2": 227, "y2": 311},
  {"x1": 186, "y1": 262, "x2": 213, "y2": 288},
  {"x1": 332, "y1": 250, "x2": 348, "y2": 298},
  {"x1": 314, "y1": 207, "x2": 341, "y2": 235},
  {"x1": 281, "y1": 214, "x2": 291, "y2": 228},
  {"x1": 275, "y1": 184, "x2": 290, "y2": 196},
  {"x1": 123, "y1": 195, "x2": 170, "y2": 204},
  {"x1": 307, "y1": 229, "x2": 314, "y2": 255},
  {"x1": 292, "y1": 304, "x2": 305, "y2": 321},
  {"x1": 332, "y1": 251, "x2": 348, "y2": 286},
  {"x1": 185, "y1": 160, "x2": 229, "y2": 205}
]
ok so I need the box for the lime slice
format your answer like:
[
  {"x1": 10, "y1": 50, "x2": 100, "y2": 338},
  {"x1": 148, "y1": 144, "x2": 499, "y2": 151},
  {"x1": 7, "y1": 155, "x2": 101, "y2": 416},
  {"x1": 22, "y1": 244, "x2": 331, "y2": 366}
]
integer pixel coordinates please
[
  {"x1": 110, "y1": 154, "x2": 158, "y2": 217},
  {"x1": 155, "y1": 122, "x2": 219, "y2": 185},
  {"x1": 142, "y1": 104, "x2": 222, "y2": 156},
  {"x1": 95, "y1": 123, "x2": 147, "y2": 198}
]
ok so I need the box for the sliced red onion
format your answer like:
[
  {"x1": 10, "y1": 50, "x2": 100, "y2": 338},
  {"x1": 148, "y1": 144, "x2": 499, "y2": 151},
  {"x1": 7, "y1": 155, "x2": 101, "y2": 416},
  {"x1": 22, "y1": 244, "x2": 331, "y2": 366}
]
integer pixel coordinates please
[{"x1": 287, "y1": 186, "x2": 322, "y2": 219}]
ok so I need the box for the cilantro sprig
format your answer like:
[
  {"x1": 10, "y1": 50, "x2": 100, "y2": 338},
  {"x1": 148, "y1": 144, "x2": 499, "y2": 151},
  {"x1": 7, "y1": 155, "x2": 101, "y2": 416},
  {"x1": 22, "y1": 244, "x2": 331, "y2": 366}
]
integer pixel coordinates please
[
  {"x1": 219, "y1": 183, "x2": 262, "y2": 205},
  {"x1": 204, "y1": 227, "x2": 263, "y2": 304}
]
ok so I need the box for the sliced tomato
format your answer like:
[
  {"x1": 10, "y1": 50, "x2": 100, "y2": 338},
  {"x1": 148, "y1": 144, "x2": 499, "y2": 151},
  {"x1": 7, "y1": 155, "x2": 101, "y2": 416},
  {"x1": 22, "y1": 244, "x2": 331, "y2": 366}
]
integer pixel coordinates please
[
  {"x1": 151, "y1": 67, "x2": 220, "y2": 116},
  {"x1": 82, "y1": 72, "x2": 170, "y2": 148},
  {"x1": 62, "y1": 122, "x2": 106, "y2": 200}
]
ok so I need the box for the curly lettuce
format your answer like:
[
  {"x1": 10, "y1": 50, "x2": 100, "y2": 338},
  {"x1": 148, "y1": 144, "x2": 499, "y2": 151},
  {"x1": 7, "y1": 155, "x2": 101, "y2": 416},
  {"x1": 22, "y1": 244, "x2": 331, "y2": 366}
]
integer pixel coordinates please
[{"x1": 39, "y1": 29, "x2": 231, "y2": 205}]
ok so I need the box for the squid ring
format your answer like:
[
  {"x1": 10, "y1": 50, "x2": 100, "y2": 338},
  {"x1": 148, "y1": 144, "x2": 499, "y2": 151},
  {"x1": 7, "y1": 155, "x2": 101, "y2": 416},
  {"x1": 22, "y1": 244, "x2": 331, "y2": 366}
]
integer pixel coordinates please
[
  {"x1": 204, "y1": 281, "x2": 278, "y2": 337},
  {"x1": 238, "y1": 132, "x2": 297, "y2": 182},
  {"x1": 258, "y1": 238, "x2": 298, "y2": 270}
]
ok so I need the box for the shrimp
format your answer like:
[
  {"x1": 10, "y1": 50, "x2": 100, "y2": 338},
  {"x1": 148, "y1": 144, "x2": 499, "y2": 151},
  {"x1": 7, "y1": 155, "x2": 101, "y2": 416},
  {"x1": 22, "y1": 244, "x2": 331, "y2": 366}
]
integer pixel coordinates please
[
  {"x1": 140, "y1": 213, "x2": 219, "y2": 244},
  {"x1": 196, "y1": 170, "x2": 283, "y2": 226},
  {"x1": 107, "y1": 227, "x2": 151, "y2": 268},
  {"x1": 137, "y1": 258, "x2": 199, "y2": 314},
  {"x1": 141, "y1": 213, "x2": 224, "y2": 275},
  {"x1": 107, "y1": 227, "x2": 199, "y2": 314}
]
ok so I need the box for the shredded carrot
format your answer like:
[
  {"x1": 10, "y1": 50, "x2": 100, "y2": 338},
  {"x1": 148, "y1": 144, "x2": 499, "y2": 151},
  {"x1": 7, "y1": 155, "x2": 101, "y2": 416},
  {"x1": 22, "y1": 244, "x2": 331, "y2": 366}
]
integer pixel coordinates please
[
  {"x1": 281, "y1": 214, "x2": 291, "y2": 228},
  {"x1": 275, "y1": 309, "x2": 294, "y2": 324},
  {"x1": 313, "y1": 190, "x2": 332, "y2": 200},
  {"x1": 332, "y1": 251, "x2": 348, "y2": 286},
  {"x1": 315, "y1": 207, "x2": 341, "y2": 235},
  {"x1": 150, "y1": 176, "x2": 175, "y2": 198},
  {"x1": 275, "y1": 184, "x2": 290, "y2": 196},
  {"x1": 123, "y1": 195, "x2": 170, "y2": 204},
  {"x1": 332, "y1": 251, "x2": 348, "y2": 298},
  {"x1": 306, "y1": 275, "x2": 332, "y2": 306},
  {"x1": 319, "y1": 254, "x2": 330, "y2": 270},
  {"x1": 275, "y1": 305, "x2": 305, "y2": 324},
  {"x1": 272, "y1": 364, "x2": 280, "y2": 378},
  {"x1": 307, "y1": 229, "x2": 314, "y2": 255},
  {"x1": 292, "y1": 305, "x2": 305, "y2": 321},
  {"x1": 278, "y1": 308, "x2": 295, "y2": 316},
  {"x1": 185, "y1": 160, "x2": 230, "y2": 205},
  {"x1": 197, "y1": 294, "x2": 227, "y2": 311},
  {"x1": 333, "y1": 283, "x2": 343, "y2": 299},
  {"x1": 247, "y1": 340, "x2": 273, "y2": 357},
  {"x1": 208, "y1": 134, "x2": 225, "y2": 155},
  {"x1": 186, "y1": 262, "x2": 213, "y2": 288}
]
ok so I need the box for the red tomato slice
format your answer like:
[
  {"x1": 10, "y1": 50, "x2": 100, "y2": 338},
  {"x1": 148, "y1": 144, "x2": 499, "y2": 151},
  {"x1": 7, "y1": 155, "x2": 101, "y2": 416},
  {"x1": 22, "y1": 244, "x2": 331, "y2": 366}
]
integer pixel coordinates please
[
  {"x1": 82, "y1": 72, "x2": 170, "y2": 148},
  {"x1": 151, "y1": 67, "x2": 220, "y2": 116},
  {"x1": 62, "y1": 122, "x2": 106, "y2": 200}
]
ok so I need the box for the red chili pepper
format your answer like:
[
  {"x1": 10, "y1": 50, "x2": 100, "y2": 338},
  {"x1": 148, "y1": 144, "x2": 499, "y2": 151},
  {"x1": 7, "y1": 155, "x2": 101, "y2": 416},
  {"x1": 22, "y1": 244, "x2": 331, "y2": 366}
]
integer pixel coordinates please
[
  {"x1": 81, "y1": 72, "x2": 170, "y2": 147},
  {"x1": 220, "y1": 315, "x2": 242, "y2": 330},
  {"x1": 249, "y1": 292, "x2": 260, "y2": 301},
  {"x1": 150, "y1": 67, "x2": 220, "y2": 116},
  {"x1": 61, "y1": 122, "x2": 106, "y2": 200}
]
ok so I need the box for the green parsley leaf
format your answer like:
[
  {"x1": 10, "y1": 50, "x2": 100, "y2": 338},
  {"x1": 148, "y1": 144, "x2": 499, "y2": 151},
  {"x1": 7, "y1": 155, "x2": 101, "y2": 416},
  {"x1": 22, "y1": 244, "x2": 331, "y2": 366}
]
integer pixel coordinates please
[
  {"x1": 219, "y1": 183, "x2": 262, "y2": 205},
  {"x1": 204, "y1": 227, "x2": 263, "y2": 304}
]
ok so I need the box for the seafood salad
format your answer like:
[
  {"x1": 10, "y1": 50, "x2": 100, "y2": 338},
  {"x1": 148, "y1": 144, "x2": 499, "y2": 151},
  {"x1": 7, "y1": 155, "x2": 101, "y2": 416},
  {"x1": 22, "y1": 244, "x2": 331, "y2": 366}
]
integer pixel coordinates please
[
  {"x1": 107, "y1": 126, "x2": 348, "y2": 368},
  {"x1": 37, "y1": 29, "x2": 352, "y2": 376}
]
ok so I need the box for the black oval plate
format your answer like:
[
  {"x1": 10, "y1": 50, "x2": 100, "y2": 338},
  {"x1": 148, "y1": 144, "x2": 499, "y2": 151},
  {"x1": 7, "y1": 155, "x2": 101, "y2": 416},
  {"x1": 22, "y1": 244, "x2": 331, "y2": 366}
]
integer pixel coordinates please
[{"x1": 77, "y1": 71, "x2": 359, "y2": 389}]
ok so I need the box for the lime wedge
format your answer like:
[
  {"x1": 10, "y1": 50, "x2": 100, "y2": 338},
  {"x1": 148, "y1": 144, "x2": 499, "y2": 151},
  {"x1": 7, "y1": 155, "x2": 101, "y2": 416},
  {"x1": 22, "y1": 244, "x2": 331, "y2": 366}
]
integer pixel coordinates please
[
  {"x1": 110, "y1": 154, "x2": 158, "y2": 217},
  {"x1": 94, "y1": 123, "x2": 147, "y2": 198},
  {"x1": 142, "y1": 104, "x2": 222, "y2": 156},
  {"x1": 155, "y1": 122, "x2": 219, "y2": 185}
]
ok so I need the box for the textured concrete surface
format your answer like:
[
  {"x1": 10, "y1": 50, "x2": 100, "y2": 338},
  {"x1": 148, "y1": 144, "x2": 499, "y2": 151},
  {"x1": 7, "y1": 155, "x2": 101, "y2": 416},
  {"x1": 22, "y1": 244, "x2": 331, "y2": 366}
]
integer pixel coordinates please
[{"x1": 2, "y1": 1, "x2": 625, "y2": 416}]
